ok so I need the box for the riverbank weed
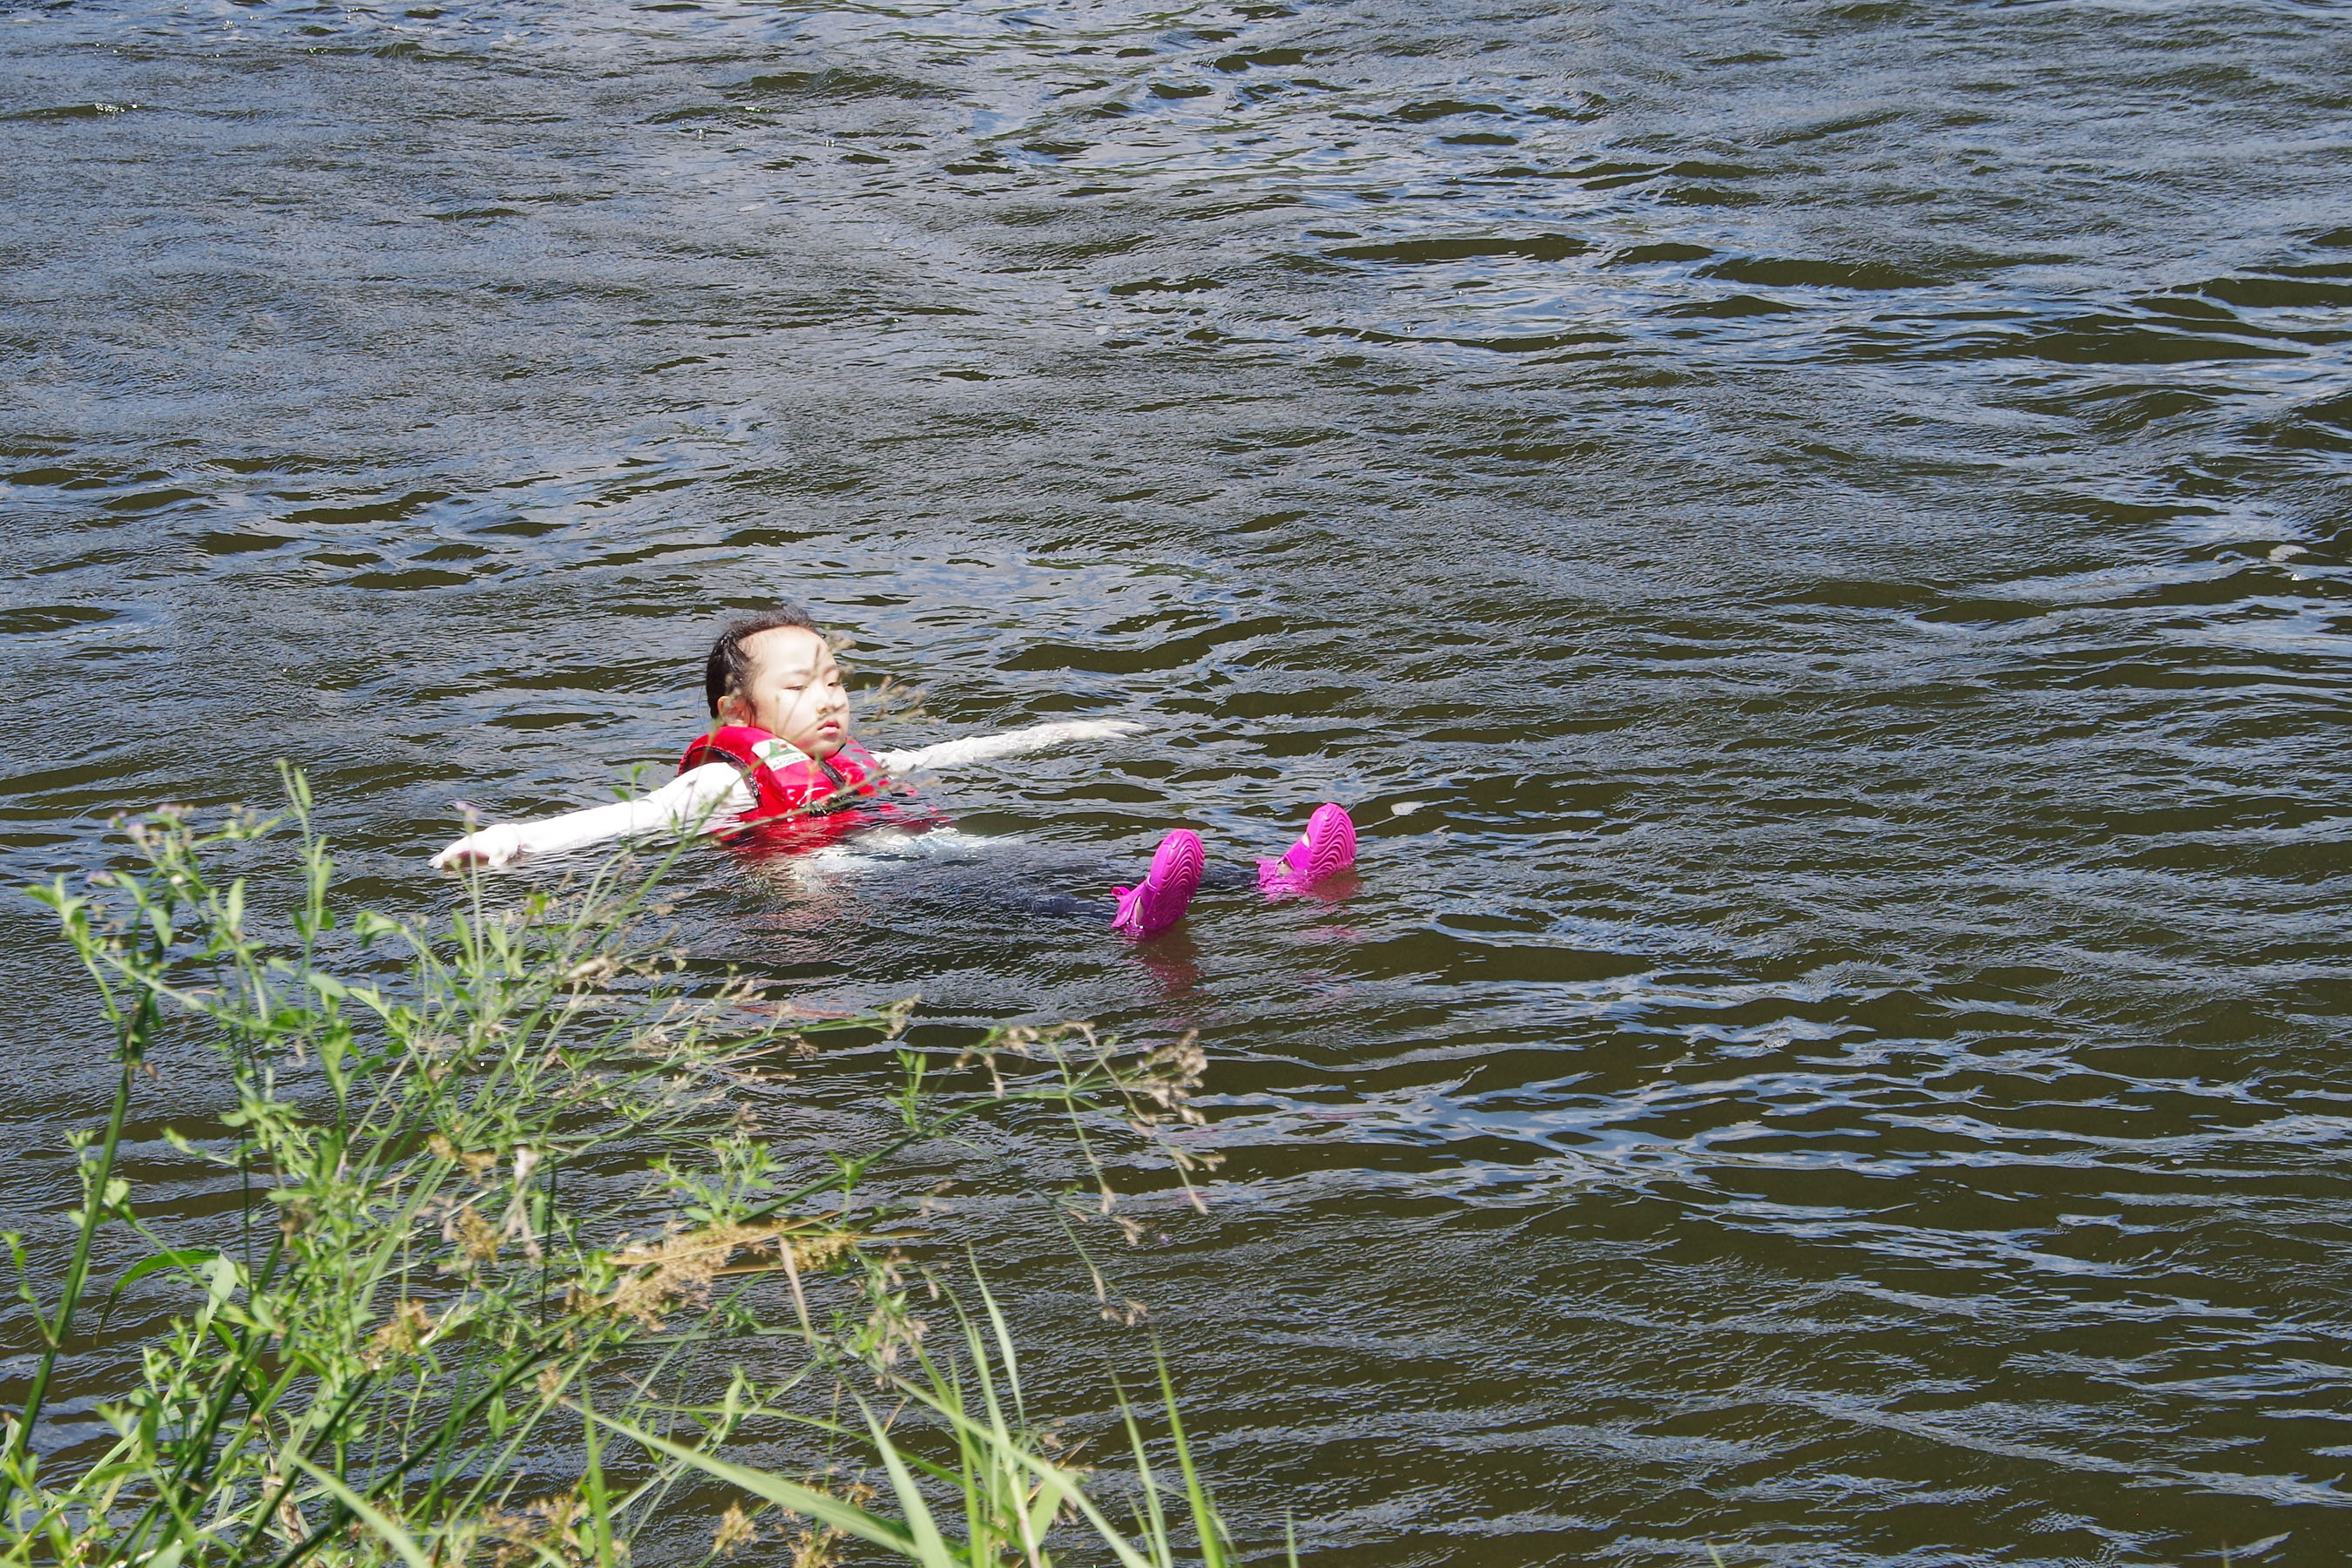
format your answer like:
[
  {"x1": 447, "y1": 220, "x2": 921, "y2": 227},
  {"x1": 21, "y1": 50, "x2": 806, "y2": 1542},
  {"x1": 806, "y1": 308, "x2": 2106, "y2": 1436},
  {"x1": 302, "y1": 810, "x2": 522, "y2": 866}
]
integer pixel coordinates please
[{"x1": 0, "y1": 771, "x2": 1265, "y2": 1566}]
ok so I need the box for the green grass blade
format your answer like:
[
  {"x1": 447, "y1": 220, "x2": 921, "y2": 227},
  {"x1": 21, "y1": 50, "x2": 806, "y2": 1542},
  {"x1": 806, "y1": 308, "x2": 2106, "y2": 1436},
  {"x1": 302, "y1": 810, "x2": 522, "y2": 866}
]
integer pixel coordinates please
[
  {"x1": 287, "y1": 1456, "x2": 433, "y2": 1568},
  {"x1": 575, "y1": 1403, "x2": 925, "y2": 1559},
  {"x1": 855, "y1": 1396, "x2": 960, "y2": 1567},
  {"x1": 1156, "y1": 1347, "x2": 1227, "y2": 1568},
  {"x1": 887, "y1": 1377, "x2": 1159, "y2": 1568}
]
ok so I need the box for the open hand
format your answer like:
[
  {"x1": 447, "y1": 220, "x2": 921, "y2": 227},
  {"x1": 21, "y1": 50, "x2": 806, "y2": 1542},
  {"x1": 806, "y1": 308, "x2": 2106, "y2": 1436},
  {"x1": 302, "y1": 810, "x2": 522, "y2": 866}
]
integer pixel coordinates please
[{"x1": 430, "y1": 824, "x2": 526, "y2": 871}]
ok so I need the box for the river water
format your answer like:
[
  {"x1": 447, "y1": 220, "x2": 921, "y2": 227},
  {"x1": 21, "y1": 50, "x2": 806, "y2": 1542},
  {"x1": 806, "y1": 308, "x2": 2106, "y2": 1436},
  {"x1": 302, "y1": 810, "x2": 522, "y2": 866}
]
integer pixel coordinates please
[{"x1": 4, "y1": 0, "x2": 2351, "y2": 1561}]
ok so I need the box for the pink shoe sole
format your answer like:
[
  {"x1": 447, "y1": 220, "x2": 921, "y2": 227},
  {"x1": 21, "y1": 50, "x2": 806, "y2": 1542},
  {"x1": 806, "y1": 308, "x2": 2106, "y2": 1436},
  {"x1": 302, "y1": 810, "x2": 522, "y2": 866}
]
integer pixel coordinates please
[
  {"x1": 1257, "y1": 803, "x2": 1356, "y2": 894},
  {"x1": 1112, "y1": 828, "x2": 1205, "y2": 937}
]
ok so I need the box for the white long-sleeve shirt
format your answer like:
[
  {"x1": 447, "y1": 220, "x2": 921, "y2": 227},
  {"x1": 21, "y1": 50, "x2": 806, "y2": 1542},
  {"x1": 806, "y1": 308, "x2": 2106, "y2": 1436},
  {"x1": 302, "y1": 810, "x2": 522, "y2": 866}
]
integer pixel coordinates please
[{"x1": 430, "y1": 720, "x2": 1139, "y2": 870}]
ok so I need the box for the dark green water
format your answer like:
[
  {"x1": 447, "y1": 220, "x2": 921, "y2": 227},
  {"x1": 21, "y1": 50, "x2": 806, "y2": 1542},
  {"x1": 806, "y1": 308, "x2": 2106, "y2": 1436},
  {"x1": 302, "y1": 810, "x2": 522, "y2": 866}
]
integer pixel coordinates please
[{"x1": 5, "y1": 0, "x2": 2352, "y2": 1561}]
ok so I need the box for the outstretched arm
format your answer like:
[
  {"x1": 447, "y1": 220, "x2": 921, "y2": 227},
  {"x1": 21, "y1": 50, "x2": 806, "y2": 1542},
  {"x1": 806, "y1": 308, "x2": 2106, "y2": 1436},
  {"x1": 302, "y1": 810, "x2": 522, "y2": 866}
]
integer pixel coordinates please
[
  {"x1": 430, "y1": 763, "x2": 748, "y2": 870},
  {"x1": 867, "y1": 719, "x2": 1142, "y2": 776}
]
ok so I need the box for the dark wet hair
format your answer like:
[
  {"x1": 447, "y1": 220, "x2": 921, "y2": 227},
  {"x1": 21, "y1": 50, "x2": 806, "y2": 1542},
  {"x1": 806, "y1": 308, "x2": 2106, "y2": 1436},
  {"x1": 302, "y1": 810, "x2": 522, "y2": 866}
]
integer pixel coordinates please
[{"x1": 704, "y1": 604, "x2": 823, "y2": 717}]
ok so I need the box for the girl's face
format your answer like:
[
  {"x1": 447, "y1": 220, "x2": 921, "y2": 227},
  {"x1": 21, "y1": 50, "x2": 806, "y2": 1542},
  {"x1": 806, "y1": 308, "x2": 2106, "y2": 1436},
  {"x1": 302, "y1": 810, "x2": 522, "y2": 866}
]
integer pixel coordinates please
[{"x1": 718, "y1": 626, "x2": 851, "y2": 760}]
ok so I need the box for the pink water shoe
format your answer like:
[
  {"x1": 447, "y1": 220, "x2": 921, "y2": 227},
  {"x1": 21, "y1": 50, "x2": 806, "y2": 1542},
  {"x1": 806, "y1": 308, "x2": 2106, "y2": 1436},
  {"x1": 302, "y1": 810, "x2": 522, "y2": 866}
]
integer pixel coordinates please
[
  {"x1": 1112, "y1": 828, "x2": 1205, "y2": 937},
  {"x1": 1258, "y1": 802, "x2": 1356, "y2": 896}
]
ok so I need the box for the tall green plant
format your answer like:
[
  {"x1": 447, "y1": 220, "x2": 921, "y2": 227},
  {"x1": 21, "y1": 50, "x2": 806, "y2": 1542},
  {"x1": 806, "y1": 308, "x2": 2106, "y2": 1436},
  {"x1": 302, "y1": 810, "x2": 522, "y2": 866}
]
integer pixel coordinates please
[{"x1": 0, "y1": 774, "x2": 1262, "y2": 1567}]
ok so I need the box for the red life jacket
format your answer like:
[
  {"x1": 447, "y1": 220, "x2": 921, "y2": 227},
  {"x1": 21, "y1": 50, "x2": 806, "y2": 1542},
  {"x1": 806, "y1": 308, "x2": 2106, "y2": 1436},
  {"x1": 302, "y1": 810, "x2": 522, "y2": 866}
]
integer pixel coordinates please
[{"x1": 679, "y1": 725, "x2": 915, "y2": 848}]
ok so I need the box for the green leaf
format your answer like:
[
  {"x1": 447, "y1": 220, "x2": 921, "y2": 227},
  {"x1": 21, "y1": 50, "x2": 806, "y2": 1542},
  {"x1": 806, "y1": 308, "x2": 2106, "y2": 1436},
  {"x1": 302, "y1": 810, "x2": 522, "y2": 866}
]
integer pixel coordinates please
[
  {"x1": 100, "y1": 1248, "x2": 222, "y2": 1325},
  {"x1": 202, "y1": 1254, "x2": 242, "y2": 1309},
  {"x1": 353, "y1": 909, "x2": 402, "y2": 943}
]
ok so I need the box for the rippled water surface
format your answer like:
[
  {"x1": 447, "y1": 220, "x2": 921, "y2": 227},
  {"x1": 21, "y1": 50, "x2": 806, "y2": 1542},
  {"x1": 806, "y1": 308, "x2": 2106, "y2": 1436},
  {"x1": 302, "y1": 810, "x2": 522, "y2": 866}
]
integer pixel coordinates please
[{"x1": 6, "y1": 0, "x2": 2352, "y2": 1560}]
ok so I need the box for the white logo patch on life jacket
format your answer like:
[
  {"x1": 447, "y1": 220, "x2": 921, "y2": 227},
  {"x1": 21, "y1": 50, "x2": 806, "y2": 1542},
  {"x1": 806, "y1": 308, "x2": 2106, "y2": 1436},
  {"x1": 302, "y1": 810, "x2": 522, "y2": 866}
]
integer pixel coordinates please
[{"x1": 751, "y1": 735, "x2": 812, "y2": 770}]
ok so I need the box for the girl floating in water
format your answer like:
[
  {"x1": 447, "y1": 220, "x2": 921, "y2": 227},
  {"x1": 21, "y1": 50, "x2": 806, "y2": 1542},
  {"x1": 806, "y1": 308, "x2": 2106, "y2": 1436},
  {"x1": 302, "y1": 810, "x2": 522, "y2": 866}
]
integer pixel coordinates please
[{"x1": 430, "y1": 605, "x2": 1357, "y2": 936}]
